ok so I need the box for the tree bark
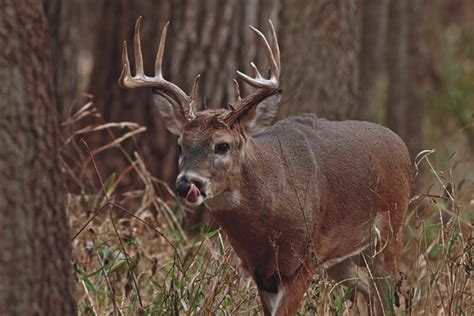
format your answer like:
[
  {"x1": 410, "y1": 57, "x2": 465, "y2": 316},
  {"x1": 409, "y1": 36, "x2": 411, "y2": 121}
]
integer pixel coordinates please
[
  {"x1": 386, "y1": 0, "x2": 408, "y2": 141},
  {"x1": 0, "y1": 0, "x2": 77, "y2": 314},
  {"x1": 358, "y1": 0, "x2": 389, "y2": 121},
  {"x1": 404, "y1": 0, "x2": 425, "y2": 158},
  {"x1": 43, "y1": 0, "x2": 80, "y2": 119},
  {"x1": 278, "y1": 0, "x2": 362, "y2": 120},
  {"x1": 87, "y1": 0, "x2": 279, "y2": 189},
  {"x1": 386, "y1": 0, "x2": 427, "y2": 159}
]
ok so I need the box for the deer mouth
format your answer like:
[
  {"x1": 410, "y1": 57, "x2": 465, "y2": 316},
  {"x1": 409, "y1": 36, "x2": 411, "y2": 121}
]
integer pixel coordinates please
[
  {"x1": 175, "y1": 174, "x2": 209, "y2": 207},
  {"x1": 184, "y1": 188, "x2": 206, "y2": 208},
  {"x1": 186, "y1": 183, "x2": 201, "y2": 204}
]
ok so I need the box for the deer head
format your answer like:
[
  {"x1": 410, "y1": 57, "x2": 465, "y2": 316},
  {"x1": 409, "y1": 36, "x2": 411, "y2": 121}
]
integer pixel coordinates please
[{"x1": 119, "y1": 17, "x2": 281, "y2": 208}]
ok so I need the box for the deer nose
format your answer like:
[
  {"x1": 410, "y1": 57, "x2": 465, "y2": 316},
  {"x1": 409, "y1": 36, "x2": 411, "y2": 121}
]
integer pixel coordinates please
[
  {"x1": 175, "y1": 179, "x2": 191, "y2": 198},
  {"x1": 175, "y1": 175, "x2": 205, "y2": 198}
]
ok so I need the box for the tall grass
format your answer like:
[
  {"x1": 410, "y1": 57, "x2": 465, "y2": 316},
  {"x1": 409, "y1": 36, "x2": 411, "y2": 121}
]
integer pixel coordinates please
[{"x1": 64, "y1": 100, "x2": 473, "y2": 315}]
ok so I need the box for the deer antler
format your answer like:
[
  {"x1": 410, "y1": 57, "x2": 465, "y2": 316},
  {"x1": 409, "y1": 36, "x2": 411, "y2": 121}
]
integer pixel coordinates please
[
  {"x1": 119, "y1": 16, "x2": 200, "y2": 122},
  {"x1": 222, "y1": 20, "x2": 281, "y2": 126}
]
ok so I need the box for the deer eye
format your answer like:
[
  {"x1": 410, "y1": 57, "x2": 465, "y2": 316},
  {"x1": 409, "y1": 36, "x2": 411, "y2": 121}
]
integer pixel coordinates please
[{"x1": 214, "y1": 143, "x2": 230, "y2": 154}]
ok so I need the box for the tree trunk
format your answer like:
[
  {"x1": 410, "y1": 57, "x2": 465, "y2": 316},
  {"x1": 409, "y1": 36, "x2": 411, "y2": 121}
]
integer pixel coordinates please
[
  {"x1": 87, "y1": 0, "x2": 279, "y2": 189},
  {"x1": 358, "y1": 0, "x2": 389, "y2": 121},
  {"x1": 386, "y1": 0, "x2": 408, "y2": 141},
  {"x1": 43, "y1": 0, "x2": 80, "y2": 119},
  {"x1": 0, "y1": 0, "x2": 76, "y2": 314},
  {"x1": 405, "y1": 0, "x2": 427, "y2": 159},
  {"x1": 278, "y1": 0, "x2": 362, "y2": 120},
  {"x1": 386, "y1": 0, "x2": 427, "y2": 159}
]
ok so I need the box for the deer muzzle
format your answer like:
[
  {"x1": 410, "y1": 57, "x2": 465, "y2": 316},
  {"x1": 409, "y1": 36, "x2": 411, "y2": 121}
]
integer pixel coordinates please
[{"x1": 175, "y1": 174, "x2": 207, "y2": 206}]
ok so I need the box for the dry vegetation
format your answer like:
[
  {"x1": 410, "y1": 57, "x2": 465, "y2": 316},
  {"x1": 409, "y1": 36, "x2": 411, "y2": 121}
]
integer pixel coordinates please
[{"x1": 65, "y1": 100, "x2": 473, "y2": 315}]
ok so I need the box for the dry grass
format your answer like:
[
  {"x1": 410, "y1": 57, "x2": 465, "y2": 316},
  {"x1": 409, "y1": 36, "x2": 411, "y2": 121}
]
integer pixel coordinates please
[{"x1": 64, "y1": 100, "x2": 473, "y2": 315}]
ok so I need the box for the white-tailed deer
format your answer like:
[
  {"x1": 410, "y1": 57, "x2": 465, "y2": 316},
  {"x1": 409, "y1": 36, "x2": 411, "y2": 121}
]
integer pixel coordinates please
[{"x1": 119, "y1": 17, "x2": 413, "y2": 315}]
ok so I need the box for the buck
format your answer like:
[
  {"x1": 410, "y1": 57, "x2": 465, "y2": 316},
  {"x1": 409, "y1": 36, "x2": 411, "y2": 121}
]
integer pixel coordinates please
[{"x1": 119, "y1": 17, "x2": 413, "y2": 316}]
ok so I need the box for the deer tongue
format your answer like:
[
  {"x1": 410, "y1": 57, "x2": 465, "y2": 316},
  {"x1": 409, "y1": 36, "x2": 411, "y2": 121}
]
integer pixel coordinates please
[{"x1": 186, "y1": 183, "x2": 200, "y2": 203}]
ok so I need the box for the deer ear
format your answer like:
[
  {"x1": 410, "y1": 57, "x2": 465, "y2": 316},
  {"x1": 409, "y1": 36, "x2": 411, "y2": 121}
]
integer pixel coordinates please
[
  {"x1": 152, "y1": 90, "x2": 184, "y2": 136},
  {"x1": 239, "y1": 91, "x2": 281, "y2": 134}
]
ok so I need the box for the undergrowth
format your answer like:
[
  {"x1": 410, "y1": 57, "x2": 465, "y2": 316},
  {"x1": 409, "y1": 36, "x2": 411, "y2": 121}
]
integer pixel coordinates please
[{"x1": 65, "y1": 99, "x2": 473, "y2": 315}]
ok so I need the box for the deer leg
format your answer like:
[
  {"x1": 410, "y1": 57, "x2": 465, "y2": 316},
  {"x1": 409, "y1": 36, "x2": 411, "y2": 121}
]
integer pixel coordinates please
[
  {"x1": 259, "y1": 288, "x2": 287, "y2": 316},
  {"x1": 361, "y1": 210, "x2": 402, "y2": 315},
  {"x1": 326, "y1": 257, "x2": 370, "y2": 305},
  {"x1": 258, "y1": 280, "x2": 310, "y2": 316},
  {"x1": 363, "y1": 254, "x2": 396, "y2": 316},
  {"x1": 254, "y1": 271, "x2": 278, "y2": 316},
  {"x1": 258, "y1": 264, "x2": 313, "y2": 316}
]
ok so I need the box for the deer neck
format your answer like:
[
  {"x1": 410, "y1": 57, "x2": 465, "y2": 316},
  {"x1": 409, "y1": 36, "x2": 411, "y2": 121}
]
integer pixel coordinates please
[
  {"x1": 206, "y1": 137, "x2": 293, "y2": 275},
  {"x1": 206, "y1": 137, "x2": 285, "y2": 213}
]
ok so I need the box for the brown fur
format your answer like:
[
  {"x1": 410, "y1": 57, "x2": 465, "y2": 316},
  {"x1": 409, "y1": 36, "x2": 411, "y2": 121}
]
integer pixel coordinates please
[
  {"x1": 119, "y1": 18, "x2": 412, "y2": 315},
  {"x1": 179, "y1": 112, "x2": 412, "y2": 315}
]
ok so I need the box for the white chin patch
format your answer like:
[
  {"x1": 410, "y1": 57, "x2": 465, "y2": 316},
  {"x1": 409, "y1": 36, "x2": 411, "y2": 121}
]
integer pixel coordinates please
[{"x1": 184, "y1": 195, "x2": 205, "y2": 208}]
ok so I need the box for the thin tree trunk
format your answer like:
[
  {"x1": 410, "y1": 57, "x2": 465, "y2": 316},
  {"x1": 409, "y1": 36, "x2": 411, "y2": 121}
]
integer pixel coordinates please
[
  {"x1": 386, "y1": 0, "x2": 427, "y2": 159},
  {"x1": 278, "y1": 0, "x2": 362, "y2": 120},
  {"x1": 87, "y1": 0, "x2": 279, "y2": 189},
  {"x1": 0, "y1": 0, "x2": 76, "y2": 314},
  {"x1": 43, "y1": 0, "x2": 80, "y2": 119},
  {"x1": 386, "y1": 0, "x2": 408, "y2": 141},
  {"x1": 358, "y1": 0, "x2": 389, "y2": 121},
  {"x1": 405, "y1": 0, "x2": 427, "y2": 159}
]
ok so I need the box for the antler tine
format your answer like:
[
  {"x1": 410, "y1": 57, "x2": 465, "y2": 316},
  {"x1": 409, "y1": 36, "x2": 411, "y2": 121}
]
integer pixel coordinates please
[
  {"x1": 118, "y1": 41, "x2": 131, "y2": 88},
  {"x1": 233, "y1": 79, "x2": 241, "y2": 101},
  {"x1": 236, "y1": 22, "x2": 280, "y2": 89},
  {"x1": 249, "y1": 25, "x2": 279, "y2": 79},
  {"x1": 268, "y1": 19, "x2": 281, "y2": 74},
  {"x1": 154, "y1": 21, "x2": 169, "y2": 77},
  {"x1": 134, "y1": 16, "x2": 145, "y2": 77},
  {"x1": 268, "y1": 19, "x2": 280, "y2": 70},
  {"x1": 190, "y1": 74, "x2": 201, "y2": 101},
  {"x1": 250, "y1": 62, "x2": 263, "y2": 79}
]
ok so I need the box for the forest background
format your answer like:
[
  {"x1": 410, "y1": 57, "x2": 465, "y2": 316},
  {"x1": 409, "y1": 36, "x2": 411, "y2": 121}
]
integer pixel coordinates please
[{"x1": 0, "y1": 0, "x2": 472, "y2": 314}]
